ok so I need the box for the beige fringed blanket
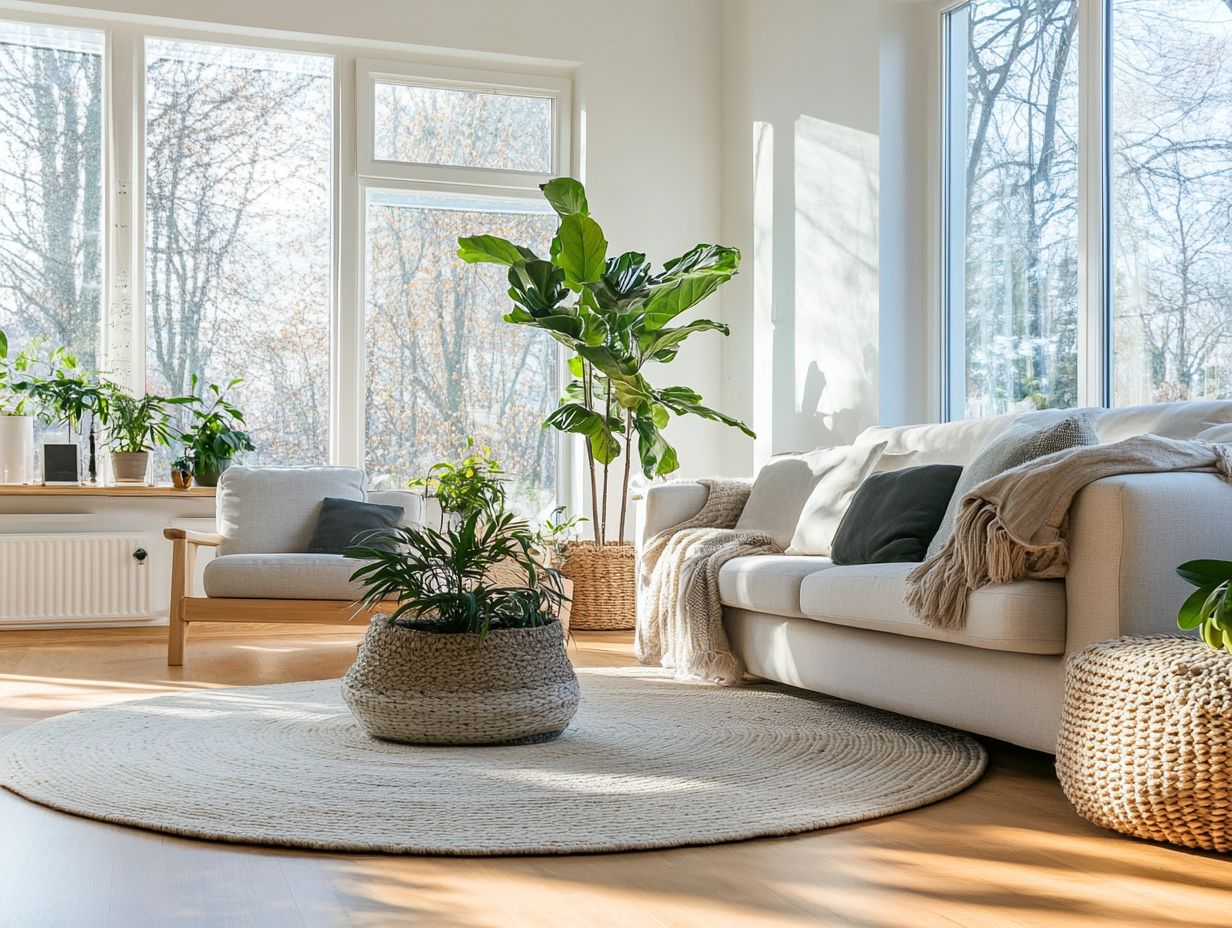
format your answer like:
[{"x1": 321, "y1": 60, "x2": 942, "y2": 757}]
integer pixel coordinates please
[
  {"x1": 636, "y1": 479, "x2": 781, "y2": 684},
  {"x1": 907, "y1": 435, "x2": 1232, "y2": 629}
]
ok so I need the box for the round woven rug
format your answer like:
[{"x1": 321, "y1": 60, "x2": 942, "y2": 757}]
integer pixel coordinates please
[{"x1": 0, "y1": 667, "x2": 986, "y2": 855}]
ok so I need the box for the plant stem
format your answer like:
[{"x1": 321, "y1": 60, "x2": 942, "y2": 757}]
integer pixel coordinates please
[
  {"x1": 600, "y1": 381, "x2": 612, "y2": 544},
  {"x1": 582, "y1": 362, "x2": 601, "y2": 543},
  {"x1": 618, "y1": 409, "x2": 633, "y2": 543}
]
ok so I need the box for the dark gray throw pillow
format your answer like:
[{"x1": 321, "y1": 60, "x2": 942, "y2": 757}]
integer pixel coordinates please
[
  {"x1": 926, "y1": 412, "x2": 1100, "y2": 557},
  {"x1": 829, "y1": 465, "x2": 963, "y2": 566},
  {"x1": 307, "y1": 497, "x2": 404, "y2": 555}
]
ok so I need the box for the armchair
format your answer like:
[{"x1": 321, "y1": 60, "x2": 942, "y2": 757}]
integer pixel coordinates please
[{"x1": 165, "y1": 466, "x2": 420, "y2": 665}]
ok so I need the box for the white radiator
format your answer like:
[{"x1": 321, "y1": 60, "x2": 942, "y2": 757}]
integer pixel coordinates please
[{"x1": 0, "y1": 534, "x2": 152, "y2": 624}]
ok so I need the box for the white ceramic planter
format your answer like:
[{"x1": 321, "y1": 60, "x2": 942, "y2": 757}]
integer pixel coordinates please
[{"x1": 0, "y1": 415, "x2": 34, "y2": 485}]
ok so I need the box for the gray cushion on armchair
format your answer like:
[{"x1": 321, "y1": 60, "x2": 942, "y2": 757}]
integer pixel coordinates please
[{"x1": 215, "y1": 466, "x2": 366, "y2": 557}]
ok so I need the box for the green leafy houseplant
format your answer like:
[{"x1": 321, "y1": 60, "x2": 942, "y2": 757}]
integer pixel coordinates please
[
  {"x1": 409, "y1": 438, "x2": 507, "y2": 527},
  {"x1": 181, "y1": 378, "x2": 254, "y2": 484},
  {"x1": 1177, "y1": 560, "x2": 1232, "y2": 653},
  {"x1": 346, "y1": 509, "x2": 566, "y2": 640},
  {"x1": 0, "y1": 329, "x2": 36, "y2": 417},
  {"x1": 104, "y1": 388, "x2": 187, "y2": 453},
  {"x1": 458, "y1": 177, "x2": 754, "y2": 544}
]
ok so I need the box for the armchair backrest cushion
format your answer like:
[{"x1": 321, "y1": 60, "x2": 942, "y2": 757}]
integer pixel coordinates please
[
  {"x1": 217, "y1": 466, "x2": 366, "y2": 556},
  {"x1": 367, "y1": 489, "x2": 424, "y2": 527}
]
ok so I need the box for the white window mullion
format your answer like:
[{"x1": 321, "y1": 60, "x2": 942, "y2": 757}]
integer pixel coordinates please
[
  {"x1": 334, "y1": 54, "x2": 362, "y2": 468},
  {"x1": 1077, "y1": 0, "x2": 1110, "y2": 408}
]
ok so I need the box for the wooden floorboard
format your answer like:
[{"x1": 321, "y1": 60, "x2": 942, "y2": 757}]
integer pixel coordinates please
[{"x1": 1, "y1": 625, "x2": 1230, "y2": 928}]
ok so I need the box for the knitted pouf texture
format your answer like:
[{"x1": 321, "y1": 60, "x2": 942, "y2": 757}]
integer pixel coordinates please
[
  {"x1": 342, "y1": 621, "x2": 580, "y2": 745},
  {"x1": 1057, "y1": 635, "x2": 1232, "y2": 851},
  {"x1": 1, "y1": 667, "x2": 986, "y2": 856}
]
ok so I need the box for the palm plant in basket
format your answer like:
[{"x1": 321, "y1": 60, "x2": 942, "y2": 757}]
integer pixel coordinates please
[
  {"x1": 339, "y1": 505, "x2": 579, "y2": 746},
  {"x1": 457, "y1": 177, "x2": 753, "y2": 629}
]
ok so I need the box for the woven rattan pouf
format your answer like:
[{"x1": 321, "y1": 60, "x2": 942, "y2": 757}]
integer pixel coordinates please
[{"x1": 1057, "y1": 635, "x2": 1232, "y2": 851}]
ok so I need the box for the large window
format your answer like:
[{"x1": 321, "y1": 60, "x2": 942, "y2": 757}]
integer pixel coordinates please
[
  {"x1": 1111, "y1": 0, "x2": 1232, "y2": 405},
  {"x1": 357, "y1": 61, "x2": 570, "y2": 511},
  {"x1": 0, "y1": 21, "x2": 104, "y2": 369},
  {"x1": 944, "y1": 0, "x2": 1080, "y2": 418},
  {"x1": 942, "y1": 0, "x2": 1232, "y2": 416},
  {"x1": 144, "y1": 38, "x2": 333, "y2": 465},
  {"x1": 363, "y1": 192, "x2": 558, "y2": 511},
  {"x1": 0, "y1": 11, "x2": 573, "y2": 491}
]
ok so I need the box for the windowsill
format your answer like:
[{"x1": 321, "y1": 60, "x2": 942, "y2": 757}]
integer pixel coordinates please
[{"x1": 0, "y1": 485, "x2": 216, "y2": 498}]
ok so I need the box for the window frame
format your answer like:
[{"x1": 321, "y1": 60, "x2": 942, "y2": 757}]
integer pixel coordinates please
[
  {"x1": 351, "y1": 59, "x2": 573, "y2": 509},
  {"x1": 355, "y1": 58, "x2": 572, "y2": 190},
  {"x1": 938, "y1": 0, "x2": 1112, "y2": 420},
  {"x1": 0, "y1": 5, "x2": 574, "y2": 505}
]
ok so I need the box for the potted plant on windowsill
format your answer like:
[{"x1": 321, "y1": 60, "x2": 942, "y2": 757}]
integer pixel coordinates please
[
  {"x1": 170, "y1": 454, "x2": 194, "y2": 490},
  {"x1": 180, "y1": 378, "x2": 254, "y2": 487},
  {"x1": 104, "y1": 387, "x2": 187, "y2": 485},
  {"x1": 341, "y1": 508, "x2": 577, "y2": 746},
  {"x1": 12, "y1": 341, "x2": 108, "y2": 485},
  {"x1": 457, "y1": 177, "x2": 754, "y2": 630},
  {"x1": 0, "y1": 329, "x2": 36, "y2": 485}
]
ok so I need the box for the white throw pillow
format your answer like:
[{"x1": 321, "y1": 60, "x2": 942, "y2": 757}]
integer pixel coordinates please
[{"x1": 782, "y1": 443, "x2": 887, "y2": 556}]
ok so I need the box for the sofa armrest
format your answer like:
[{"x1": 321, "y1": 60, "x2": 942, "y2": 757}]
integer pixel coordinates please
[
  {"x1": 1066, "y1": 472, "x2": 1232, "y2": 651},
  {"x1": 638, "y1": 482, "x2": 711, "y2": 550},
  {"x1": 163, "y1": 527, "x2": 223, "y2": 547}
]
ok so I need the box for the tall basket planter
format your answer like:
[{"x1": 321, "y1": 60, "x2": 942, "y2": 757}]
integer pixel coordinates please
[
  {"x1": 560, "y1": 541, "x2": 636, "y2": 631},
  {"x1": 1057, "y1": 635, "x2": 1232, "y2": 852},
  {"x1": 343, "y1": 619, "x2": 579, "y2": 745}
]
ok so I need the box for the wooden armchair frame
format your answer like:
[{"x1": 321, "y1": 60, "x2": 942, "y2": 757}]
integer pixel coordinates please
[{"x1": 164, "y1": 528, "x2": 388, "y2": 666}]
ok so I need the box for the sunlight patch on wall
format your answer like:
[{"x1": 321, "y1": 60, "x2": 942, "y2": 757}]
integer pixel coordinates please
[{"x1": 792, "y1": 115, "x2": 879, "y2": 447}]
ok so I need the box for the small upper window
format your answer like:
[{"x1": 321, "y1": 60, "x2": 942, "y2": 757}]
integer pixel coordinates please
[
  {"x1": 373, "y1": 82, "x2": 553, "y2": 173},
  {"x1": 357, "y1": 60, "x2": 570, "y2": 187}
]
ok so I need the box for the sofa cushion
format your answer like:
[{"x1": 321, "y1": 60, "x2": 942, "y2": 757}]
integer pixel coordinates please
[
  {"x1": 307, "y1": 497, "x2": 404, "y2": 555},
  {"x1": 1097, "y1": 400, "x2": 1232, "y2": 443},
  {"x1": 718, "y1": 555, "x2": 836, "y2": 617},
  {"x1": 781, "y1": 443, "x2": 887, "y2": 556},
  {"x1": 203, "y1": 553, "x2": 368, "y2": 601},
  {"x1": 928, "y1": 413, "x2": 1099, "y2": 557},
  {"x1": 217, "y1": 466, "x2": 366, "y2": 556},
  {"x1": 830, "y1": 464, "x2": 963, "y2": 565},
  {"x1": 798, "y1": 562, "x2": 1066, "y2": 655},
  {"x1": 737, "y1": 445, "x2": 884, "y2": 549}
]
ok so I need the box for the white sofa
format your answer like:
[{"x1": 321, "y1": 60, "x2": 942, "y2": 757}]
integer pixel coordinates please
[{"x1": 639, "y1": 401, "x2": 1232, "y2": 752}]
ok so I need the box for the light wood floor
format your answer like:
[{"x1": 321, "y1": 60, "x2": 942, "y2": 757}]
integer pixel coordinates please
[{"x1": 1, "y1": 626, "x2": 1230, "y2": 928}]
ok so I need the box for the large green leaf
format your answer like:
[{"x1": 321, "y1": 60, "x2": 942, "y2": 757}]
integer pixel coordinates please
[
  {"x1": 544, "y1": 402, "x2": 621, "y2": 464},
  {"x1": 507, "y1": 260, "x2": 567, "y2": 315},
  {"x1": 553, "y1": 214, "x2": 607, "y2": 291},
  {"x1": 637, "y1": 319, "x2": 730, "y2": 362},
  {"x1": 657, "y1": 385, "x2": 756, "y2": 438},
  {"x1": 541, "y1": 178, "x2": 589, "y2": 218},
  {"x1": 457, "y1": 235, "x2": 534, "y2": 266},
  {"x1": 640, "y1": 275, "x2": 725, "y2": 331},
  {"x1": 603, "y1": 251, "x2": 651, "y2": 297},
  {"x1": 504, "y1": 307, "x2": 585, "y2": 345},
  {"x1": 577, "y1": 345, "x2": 638, "y2": 382},
  {"x1": 659, "y1": 244, "x2": 740, "y2": 280},
  {"x1": 0, "y1": 329, "x2": 7, "y2": 359},
  {"x1": 1178, "y1": 585, "x2": 1217, "y2": 630},
  {"x1": 633, "y1": 414, "x2": 679, "y2": 477},
  {"x1": 1177, "y1": 560, "x2": 1232, "y2": 587}
]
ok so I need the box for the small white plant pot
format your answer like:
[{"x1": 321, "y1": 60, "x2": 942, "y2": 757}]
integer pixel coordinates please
[
  {"x1": 0, "y1": 416, "x2": 34, "y2": 485},
  {"x1": 110, "y1": 450, "x2": 151, "y2": 485}
]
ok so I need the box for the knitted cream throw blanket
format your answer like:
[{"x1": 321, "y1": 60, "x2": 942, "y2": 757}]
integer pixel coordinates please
[
  {"x1": 635, "y1": 479, "x2": 781, "y2": 684},
  {"x1": 907, "y1": 435, "x2": 1232, "y2": 629}
]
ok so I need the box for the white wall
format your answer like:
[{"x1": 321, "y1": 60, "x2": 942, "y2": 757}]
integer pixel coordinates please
[{"x1": 719, "y1": 0, "x2": 936, "y2": 474}]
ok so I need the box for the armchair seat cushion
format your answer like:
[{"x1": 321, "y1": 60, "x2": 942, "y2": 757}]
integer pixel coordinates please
[{"x1": 203, "y1": 554, "x2": 368, "y2": 601}]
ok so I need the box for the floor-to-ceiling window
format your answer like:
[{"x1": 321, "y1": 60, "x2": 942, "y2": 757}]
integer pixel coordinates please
[
  {"x1": 0, "y1": 12, "x2": 572, "y2": 500},
  {"x1": 942, "y1": 0, "x2": 1232, "y2": 417}
]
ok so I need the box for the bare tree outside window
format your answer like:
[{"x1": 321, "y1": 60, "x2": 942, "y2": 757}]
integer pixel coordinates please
[
  {"x1": 144, "y1": 38, "x2": 332, "y2": 465},
  {"x1": 364, "y1": 191, "x2": 559, "y2": 515},
  {"x1": 1112, "y1": 0, "x2": 1232, "y2": 405},
  {"x1": 949, "y1": 0, "x2": 1081, "y2": 418},
  {"x1": 0, "y1": 22, "x2": 103, "y2": 369}
]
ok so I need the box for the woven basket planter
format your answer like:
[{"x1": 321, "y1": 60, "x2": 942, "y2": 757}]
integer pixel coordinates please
[
  {"x1": 342, "y1": 619, "x2": 579, "y2": 746},
  {"x1": 1057, "y1": 635, "x2": 1232, "y2": 851},
  {"x1": 560, "y1": 541, "x2": 636, "y2": 631}
]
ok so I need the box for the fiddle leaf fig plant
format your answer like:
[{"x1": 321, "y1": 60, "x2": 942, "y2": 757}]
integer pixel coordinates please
[
  {"x1": 458, "y1": 177, "x2": 753, "y2": 544},
  {"x1": 1177, "y1": 559, "x2": 1232, "y2": 652}
]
